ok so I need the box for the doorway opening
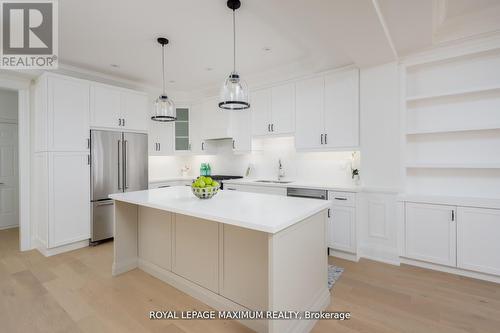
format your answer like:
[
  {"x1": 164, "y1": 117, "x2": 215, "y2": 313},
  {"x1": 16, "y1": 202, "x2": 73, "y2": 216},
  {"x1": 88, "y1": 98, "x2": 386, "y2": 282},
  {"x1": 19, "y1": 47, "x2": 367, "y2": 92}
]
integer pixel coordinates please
[{"x1": 0, "y1": 88, "x2": 19, "y2": 232}]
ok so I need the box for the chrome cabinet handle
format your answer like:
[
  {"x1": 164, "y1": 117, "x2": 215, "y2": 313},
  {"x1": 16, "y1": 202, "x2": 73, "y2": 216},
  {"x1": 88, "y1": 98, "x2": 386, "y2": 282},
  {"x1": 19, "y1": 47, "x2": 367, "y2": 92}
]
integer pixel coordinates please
[
  {"x1": 87, "y1": 138, "x2": 90, "y2": 149},
  {"x1": 271, "y1": 124, "x2": 274, "y2": 132},
  {"x1": 123, "y1": 140, "x2": 128, "y2": 189},
  {"x1": 158, "y1": 185, "x2": 171, "y2": 188},
  {"x1": 117, "y1": 140, "x2": 122, "y2": 190},
  {"x1": 226, "y1": 188, "x2": 236, "y2": 190},
  {"x1": 334, "y1": 197, "x2": 347, "y2": 201},
  {"x1": 123, "y1": 118, "x2": 125, "y2": 127},
  {"x1": 451, "y1": 210, "x2": 455, "y2": 221},
  {"x1": 202, "y1": 142, "x2": 204, "y2": 150},
  {"x1": 321, "y1": 134, "x2": 324, "y2": 144},
  {"x1": 232, "y1": 140, "x2": 235, "y2": 149},
  {"x1": 328, "y1": 208, "x2": 331, "y2": 218},
  {"x1": 325, "y1": 133, "x2": 327, "y2": 144}
]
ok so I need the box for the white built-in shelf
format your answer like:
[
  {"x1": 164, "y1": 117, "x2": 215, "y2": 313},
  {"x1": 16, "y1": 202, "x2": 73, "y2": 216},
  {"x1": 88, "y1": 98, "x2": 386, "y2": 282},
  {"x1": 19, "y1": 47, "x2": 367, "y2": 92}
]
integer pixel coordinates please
[
  {"x1": 406, "y1": 126, "x2": 500, "y2": 135},
  {"x1": 406, "y1": 85, "x2": 500, "y2": 103},
  {"x1": 406, "y1": 163, "x2": 500, "y2": 169}
]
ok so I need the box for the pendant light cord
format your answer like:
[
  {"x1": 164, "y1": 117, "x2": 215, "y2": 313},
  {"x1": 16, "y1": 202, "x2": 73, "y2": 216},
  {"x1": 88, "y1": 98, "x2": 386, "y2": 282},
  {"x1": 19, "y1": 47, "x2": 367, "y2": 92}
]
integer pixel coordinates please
[
  {"x1": 161, "y1": 44, "x2": 166, "y2": 95},
  {"x1": 233, "y1": 9, "x2": 236, "y2": 73}
]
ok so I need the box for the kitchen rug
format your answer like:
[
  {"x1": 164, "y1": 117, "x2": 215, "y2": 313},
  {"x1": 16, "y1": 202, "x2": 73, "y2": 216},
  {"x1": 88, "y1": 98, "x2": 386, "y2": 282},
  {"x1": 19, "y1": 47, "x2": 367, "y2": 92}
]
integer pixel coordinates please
[{"x1": 328, "y1": 265, "x2": 344, "y2": 289}]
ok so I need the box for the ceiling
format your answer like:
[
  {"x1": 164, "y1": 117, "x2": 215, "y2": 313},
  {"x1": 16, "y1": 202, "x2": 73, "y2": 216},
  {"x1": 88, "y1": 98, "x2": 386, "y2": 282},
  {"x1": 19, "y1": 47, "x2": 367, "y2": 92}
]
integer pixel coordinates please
[{"x1": 57, "y1": 0, "x2": 500, "y2": 93}]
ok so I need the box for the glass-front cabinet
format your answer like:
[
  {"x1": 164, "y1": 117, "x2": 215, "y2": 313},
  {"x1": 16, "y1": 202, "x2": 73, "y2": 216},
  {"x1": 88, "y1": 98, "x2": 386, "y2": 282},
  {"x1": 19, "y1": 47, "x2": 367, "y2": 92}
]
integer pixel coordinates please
[{"x1": 174, "y1": 108, "x2": 190, "y2": 151}]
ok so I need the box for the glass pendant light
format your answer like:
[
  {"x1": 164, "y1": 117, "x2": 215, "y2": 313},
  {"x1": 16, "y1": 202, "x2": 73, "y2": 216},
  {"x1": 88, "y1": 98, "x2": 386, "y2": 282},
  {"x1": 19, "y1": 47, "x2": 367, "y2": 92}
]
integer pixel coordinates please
[
  {"x1": 152, "y1": 37, "x2": 176, "y2": 122},
  {"x1": 219, "y1": 0, "x2": 250, "y2": 110}
]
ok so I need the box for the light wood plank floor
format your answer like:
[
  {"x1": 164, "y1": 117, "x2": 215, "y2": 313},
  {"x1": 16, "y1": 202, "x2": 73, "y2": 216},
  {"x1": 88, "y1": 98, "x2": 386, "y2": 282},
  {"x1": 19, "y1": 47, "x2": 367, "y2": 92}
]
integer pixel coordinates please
[{"x1": 1, "y1": 228, "x2": 500, "y2": 333}]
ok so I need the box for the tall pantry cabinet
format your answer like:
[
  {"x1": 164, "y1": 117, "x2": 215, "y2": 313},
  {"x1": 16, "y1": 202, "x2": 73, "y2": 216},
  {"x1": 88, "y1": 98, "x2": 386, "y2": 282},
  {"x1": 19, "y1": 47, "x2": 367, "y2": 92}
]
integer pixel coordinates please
[{"x1": 33, "y1": 73, "x2": 91, "y2": 252}]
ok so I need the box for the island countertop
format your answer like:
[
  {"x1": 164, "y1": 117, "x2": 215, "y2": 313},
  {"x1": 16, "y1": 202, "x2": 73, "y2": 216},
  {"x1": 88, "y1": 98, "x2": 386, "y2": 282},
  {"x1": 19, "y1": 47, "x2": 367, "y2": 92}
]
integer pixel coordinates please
[{"x1": 109, "y1": 186, "x2": 330, "y2": 234}]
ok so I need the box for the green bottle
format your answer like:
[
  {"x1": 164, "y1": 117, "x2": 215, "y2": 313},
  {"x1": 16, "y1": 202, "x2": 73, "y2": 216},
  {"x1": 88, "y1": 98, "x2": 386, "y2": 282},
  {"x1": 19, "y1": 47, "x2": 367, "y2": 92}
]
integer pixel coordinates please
[{"x1": 206, "y1": 163, "x2": 211, "y2": 176}]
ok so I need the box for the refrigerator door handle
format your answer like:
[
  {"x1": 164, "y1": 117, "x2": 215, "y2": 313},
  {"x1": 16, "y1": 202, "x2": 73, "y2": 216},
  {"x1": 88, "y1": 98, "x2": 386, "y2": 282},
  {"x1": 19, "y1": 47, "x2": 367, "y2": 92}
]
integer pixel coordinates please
[
  {"x1": 123, "y1": 140, "x2": 129, "y2": 189},
  {"x1": 117, "y1": 140, "x2": 122, "y2": 190}
]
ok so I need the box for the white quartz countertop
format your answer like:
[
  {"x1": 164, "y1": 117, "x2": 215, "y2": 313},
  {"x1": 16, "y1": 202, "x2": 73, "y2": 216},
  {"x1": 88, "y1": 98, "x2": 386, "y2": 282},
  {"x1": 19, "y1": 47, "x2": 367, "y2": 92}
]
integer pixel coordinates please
[
  {"x1": 109, "y1": 186, "x2": 330, "y2": 234},
  {"x1": 223, "y1": 178, "x2": 361, "y2": 192}
]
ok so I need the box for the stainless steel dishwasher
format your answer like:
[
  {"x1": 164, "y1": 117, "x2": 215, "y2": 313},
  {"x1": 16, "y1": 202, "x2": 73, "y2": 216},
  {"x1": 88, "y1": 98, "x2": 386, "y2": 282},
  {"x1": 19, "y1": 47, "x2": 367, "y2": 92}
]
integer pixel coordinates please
[{"x1": 287, "y1": 187, "x2": 328, "y2": 200}]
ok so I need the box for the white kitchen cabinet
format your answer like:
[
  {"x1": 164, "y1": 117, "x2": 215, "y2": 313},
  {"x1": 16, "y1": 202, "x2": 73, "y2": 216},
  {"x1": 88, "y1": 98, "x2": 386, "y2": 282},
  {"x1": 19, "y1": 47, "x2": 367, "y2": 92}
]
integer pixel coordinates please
[
  {"x1": 90, "y1": 84, "x2": 122, "y2": 129},
  {"x1": 405, "y1": 203, "x2": 457, "y2": 267},
  {"x1": 324, "y1": 69, "x2": 359, "y2": 148},
  {"x1": 149, "y1": 120, "x2": 174, "y2": 155},
  {"x1": 295, "y1": 76, "x2": 324, "y2": 150},
  {"x1": 189, "y1": 102, "x2": 217, "y2": 155},
  {"x1": 295, "y1": 68, "x2": 359, "y2": 151},
  {"x1": 251, "y1": 89, "x2": 271, "y2": 136},
  {"x1": 90, "y1": 83, "x2": 148, "y2": 132},
  {"x1": 224, "y1": 183, "x2": 286, "y2": 196},
  {"x1": 251, "y1": 83, "x2": 295, "y2": 137},
  {"x1": 34, "y1": 74, "x2": 90, "y2": 152},
  {"x1": 121, "y1": 91, "x2": 149, "y2": 131},
  {"x1": 270, "y1": 83, "x2": 295, "y2": 134},
  {"x1": 328, "y1": 205, "x2": 356, "y2": 253},
  {"x1": 230, "y1": 109, "x2": 252, "y2": 153},
  {"x1": 202, "y1": 97, "x2": 232, "y2": 140},
  {"x1": 48, "y1": 152, "x2": 90, "y2": 248},
  {"x1": 457, "y1": 207, "x2": 500, "y2": 276},
  {"x1": 328, "y1": 190, "x2": 356, "y2": 253}
]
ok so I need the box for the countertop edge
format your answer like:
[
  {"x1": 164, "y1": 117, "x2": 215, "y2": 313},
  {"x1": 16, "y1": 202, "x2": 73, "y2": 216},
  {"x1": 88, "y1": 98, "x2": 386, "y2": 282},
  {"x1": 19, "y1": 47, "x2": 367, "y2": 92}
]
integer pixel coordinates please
[{"x1": 109, "y1": 193, "x2": 331, "y2": 234}]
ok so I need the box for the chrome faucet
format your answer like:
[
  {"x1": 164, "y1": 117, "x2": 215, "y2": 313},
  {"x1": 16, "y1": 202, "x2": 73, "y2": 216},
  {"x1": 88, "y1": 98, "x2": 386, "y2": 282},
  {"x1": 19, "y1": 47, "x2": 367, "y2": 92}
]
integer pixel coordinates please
[{"x1": 278, "y1": 159, "x2": 285, "y2": 181}]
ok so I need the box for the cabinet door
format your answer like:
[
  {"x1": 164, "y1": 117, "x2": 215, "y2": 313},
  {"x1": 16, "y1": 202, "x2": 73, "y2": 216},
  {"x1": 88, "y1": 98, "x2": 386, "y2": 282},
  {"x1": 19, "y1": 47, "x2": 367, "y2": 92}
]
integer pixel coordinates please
[
  {"x1": 271, "y1": 83, "x2": 295, "y2": 134},
  {"x1": 324, "y1": 69, "x2": 359, "y2": 148},
  {"x1": 121, "y1": 91, "x2": 149, "y2": 131},
  {"x1": 0, "y1": 123, "x2": 18, "y2": 229},
  {"x1": 405, "y1": 203, "x2": 456, "y2": 266},
  {"x1": 48, "y1": 152, "x2": 90, "y2": 248},
  {"x1": 224, "y1": 184, "x2": 286, "y2": 196},
  {"x1": 295, "y1": 77, "x2": 324, "y2": 150},
  {"x1": 231, "y1": 109, "x2": 252, "y2": 153},
  {"x1": 149, "y1": 120, "x2": 173, "y2": 155},
  {"x1": 48, "y1": 77, "x2": 90, "y2": 151},
  {"x1": 189, "y1": 103, "x2": 203, "y2": 154},
  {"x1": 90, "y1": 84, "x2": 121, "y2": 129},
  {"x1": 328, "y1": 205, "x2": 356, "y2": 253},
  {"x1": 251, "y1": 88, "x2": 271, "y2": 136},
  {"x1": 202, "y1": 97, "x2": 231, "y2": 140},
  {"x1": 457, "y1": 207, "x2": 500, "y2": 275}
]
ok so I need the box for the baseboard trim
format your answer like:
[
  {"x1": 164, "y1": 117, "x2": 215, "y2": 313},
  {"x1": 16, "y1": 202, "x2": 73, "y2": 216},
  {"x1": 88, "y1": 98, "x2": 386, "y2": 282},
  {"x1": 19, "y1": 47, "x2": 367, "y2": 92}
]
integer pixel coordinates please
[
  {"x1": 329, "y1": 248, "x2": 359, "y2": 262},
  {"x1": 36, "y1": 239, "x2": 89, "y2": 257},
  {"x1": 401, "y1": 257, "x2": 500, "y2": 284},
  {"x1": 112, "y1": 258, "x2": 138, "y2": 276},
  {"x1": 138, "y1": 259, "x2": 267, "y2": 333},
  {"x1": 358, "y1": 245, "x2": 401, "y2": 266},
  {"x1": 0, "y1": 224, "x2": 19, "y2": 231}
]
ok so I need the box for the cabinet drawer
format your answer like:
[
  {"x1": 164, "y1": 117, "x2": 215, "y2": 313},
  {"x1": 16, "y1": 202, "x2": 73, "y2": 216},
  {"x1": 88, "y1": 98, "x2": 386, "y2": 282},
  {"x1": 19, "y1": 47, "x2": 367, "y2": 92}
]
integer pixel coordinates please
[{"x1": 328, "y1": 191, "x2": 356, "y2": 207}]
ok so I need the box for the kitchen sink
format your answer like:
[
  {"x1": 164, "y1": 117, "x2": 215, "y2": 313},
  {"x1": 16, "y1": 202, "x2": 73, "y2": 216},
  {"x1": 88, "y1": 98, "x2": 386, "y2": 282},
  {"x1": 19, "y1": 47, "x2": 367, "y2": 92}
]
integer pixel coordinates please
[{"x1": 254, "y1": 180, "x2": 293, "y2": 184}]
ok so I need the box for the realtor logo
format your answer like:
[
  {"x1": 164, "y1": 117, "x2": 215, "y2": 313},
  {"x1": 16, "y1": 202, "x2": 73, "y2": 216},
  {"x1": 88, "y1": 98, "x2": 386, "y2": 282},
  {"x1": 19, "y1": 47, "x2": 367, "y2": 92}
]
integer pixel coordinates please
[{"x1": 0, "y1": 0, "x2": 58, "y2": 68}]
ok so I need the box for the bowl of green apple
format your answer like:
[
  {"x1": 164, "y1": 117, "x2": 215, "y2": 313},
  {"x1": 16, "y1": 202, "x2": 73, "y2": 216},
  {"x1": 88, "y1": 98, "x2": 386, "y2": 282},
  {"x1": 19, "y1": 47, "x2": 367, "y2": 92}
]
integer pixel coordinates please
[{"x1": 191, "y1": 176, "x2": 220, "y2": 199}]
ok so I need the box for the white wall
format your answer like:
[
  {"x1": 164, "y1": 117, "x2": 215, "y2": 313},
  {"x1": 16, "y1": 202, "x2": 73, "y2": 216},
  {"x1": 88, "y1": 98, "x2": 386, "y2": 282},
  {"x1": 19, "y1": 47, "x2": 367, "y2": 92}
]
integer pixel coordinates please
[
  {"x1": 150, "y1": 137, "x2": 358, "y2": 186},
  {"x1": 0, "y1": 89, "x2": 18, "y2": 123}
]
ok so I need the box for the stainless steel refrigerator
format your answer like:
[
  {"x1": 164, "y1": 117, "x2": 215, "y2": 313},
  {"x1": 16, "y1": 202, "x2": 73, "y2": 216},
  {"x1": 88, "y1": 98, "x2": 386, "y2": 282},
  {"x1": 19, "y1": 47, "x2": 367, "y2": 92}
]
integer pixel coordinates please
[{"x1": 90, "y1": 130, "x2": 148, "y2": 243}]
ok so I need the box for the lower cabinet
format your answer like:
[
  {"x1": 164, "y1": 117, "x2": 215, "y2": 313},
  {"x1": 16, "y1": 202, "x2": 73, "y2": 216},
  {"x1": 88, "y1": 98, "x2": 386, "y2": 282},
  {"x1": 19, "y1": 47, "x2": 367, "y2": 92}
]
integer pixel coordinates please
[
  {"x1": 457, "y1": 207, "x2": 500, "y2": 276},
  {"x1": 328, "y1": 205, "x2": 356, "y2": 253},
  {"x1": 33, "y1": 152, "x2": 90, "y2": 249},
  {"x1": 405, "y1": 203, "x2": 457, "y2": 267}
]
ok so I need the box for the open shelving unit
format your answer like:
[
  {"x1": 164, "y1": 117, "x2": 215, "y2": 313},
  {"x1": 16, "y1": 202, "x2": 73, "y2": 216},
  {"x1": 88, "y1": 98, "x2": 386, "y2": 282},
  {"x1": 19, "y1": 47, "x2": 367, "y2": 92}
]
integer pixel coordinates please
[{"x1": 402, "y1": 48, "x2": 500, "y2": 200}]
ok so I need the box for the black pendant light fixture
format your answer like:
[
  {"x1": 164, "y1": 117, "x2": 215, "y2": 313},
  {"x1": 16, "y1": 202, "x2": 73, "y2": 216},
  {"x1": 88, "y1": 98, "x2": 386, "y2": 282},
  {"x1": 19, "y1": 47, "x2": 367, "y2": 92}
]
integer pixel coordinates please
[
  {"x1": 219, "y1": 0, "x2": 250, "y2": 110},
  {"x1": 152, "y1": 37, "x2": 176, "y2": 122}
]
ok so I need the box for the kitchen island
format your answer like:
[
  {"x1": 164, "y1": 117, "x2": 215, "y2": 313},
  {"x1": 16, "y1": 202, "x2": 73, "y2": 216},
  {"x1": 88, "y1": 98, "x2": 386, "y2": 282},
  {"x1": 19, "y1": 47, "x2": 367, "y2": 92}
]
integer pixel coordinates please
[{"x1": 110, "y1": 186, "x2": 331, "y2": 333}]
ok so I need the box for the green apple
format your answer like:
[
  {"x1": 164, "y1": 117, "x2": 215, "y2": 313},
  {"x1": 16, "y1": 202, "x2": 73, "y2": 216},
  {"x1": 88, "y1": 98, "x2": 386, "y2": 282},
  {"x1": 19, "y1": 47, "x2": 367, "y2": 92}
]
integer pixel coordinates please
[{"x1": 204, "y1": 177, "x2": 213, "y2": 185}]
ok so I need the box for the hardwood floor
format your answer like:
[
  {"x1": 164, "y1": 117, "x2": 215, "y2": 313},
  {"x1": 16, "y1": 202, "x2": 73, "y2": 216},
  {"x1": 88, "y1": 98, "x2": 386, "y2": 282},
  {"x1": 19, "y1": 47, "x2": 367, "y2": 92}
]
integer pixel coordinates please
[{"x1": 1, "y1": 228, "x2": 500, "y2": 333}]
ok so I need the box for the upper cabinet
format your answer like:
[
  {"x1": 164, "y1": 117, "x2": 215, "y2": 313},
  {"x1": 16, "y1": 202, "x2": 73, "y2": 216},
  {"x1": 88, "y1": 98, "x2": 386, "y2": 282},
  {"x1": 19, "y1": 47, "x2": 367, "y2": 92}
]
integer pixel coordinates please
[
  {"x1": 174, "y1": 108, "x2": 190, "y2": 152},
  {"x1": 90, "y1": 83, "x2": 149, "y2": 132},
  {"x1": 251, "y1": 82, "x2": 295, "y2": 137},
  {"x1": 34, "y1": 74, "x2": 90, "y2": 153},
  {"x1": 295, "y1": 68, "x2": 359, "y2": 151},
  {"x1": 201, "y1": 97, "x2": 233, "y2": 140}
]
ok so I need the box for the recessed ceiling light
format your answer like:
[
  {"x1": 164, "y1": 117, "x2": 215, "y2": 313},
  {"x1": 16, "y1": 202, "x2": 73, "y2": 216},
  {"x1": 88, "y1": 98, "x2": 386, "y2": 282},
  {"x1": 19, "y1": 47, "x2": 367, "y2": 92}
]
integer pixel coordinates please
[
  {"x1": 169, "y1": 80, "x2": 175, "y2": 83},
  {"x1": 206, "y1": 67, "x2": 213, "y2": 71},
  {"x1": 263, "y1": 47, "x2": 271, "y2": 52},
  {"x1": 110, "y1": 64, "x2": 120, "y2": 68}
]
